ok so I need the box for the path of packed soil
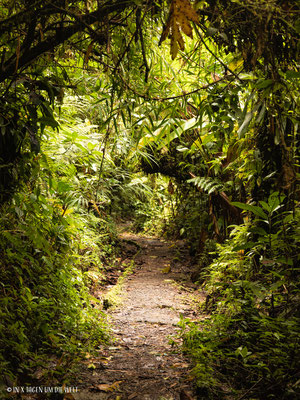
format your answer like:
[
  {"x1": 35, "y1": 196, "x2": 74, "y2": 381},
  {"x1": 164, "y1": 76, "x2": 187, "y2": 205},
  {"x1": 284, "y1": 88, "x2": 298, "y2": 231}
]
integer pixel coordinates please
[{"x1": 75, "y1": 231, "x2": 204, "y2": 400}]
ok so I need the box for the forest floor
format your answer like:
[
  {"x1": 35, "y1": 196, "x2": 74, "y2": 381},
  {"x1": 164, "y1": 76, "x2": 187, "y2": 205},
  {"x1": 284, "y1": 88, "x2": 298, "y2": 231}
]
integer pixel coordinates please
[{"x1": 74, "y1": 227, "x2": 205, "y2": 400}]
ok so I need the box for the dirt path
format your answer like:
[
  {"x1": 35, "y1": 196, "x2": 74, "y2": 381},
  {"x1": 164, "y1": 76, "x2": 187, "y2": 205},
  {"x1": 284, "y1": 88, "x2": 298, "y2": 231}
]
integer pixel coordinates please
[{"x1": 75, "y1": 232, "x2": 204, "y2": 400}]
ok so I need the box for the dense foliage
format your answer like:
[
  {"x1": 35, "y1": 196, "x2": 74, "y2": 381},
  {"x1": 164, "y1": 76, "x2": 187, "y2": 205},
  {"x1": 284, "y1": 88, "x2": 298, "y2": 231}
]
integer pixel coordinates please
[{"x1": 0, "y1": 0, "x2": 299, "y2": 398}]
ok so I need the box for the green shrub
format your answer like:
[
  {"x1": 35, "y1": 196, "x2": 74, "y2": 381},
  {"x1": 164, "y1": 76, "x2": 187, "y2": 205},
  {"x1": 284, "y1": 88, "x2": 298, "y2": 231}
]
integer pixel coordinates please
[
  {"x1": 0, "y1": 191, "x2": 110, "y2": 385},
  {"x1": 178, "y1": 195, "x2": 300, "y2": 399}
]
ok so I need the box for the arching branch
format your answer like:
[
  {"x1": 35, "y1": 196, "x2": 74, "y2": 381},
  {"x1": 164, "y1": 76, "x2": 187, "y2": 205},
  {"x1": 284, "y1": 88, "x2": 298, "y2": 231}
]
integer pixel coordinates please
[{"x1": 0, "y1": 1, "x2": 133, "y2": 83}]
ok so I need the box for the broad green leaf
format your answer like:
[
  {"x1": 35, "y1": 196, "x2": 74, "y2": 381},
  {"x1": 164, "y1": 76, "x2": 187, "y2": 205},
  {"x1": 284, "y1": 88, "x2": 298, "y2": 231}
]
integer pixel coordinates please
[
  {"x1": 237, "y1": 112, "x2": 253, "y2": 138},
  {"x1": 232, "y1": 242, "x2": 257, "y2": 251},
  {"x1": 57, "y1": 181, "x2": 73, "y2": 193},
  {"x1": 231, "y1": 201, "x2": 268, "y2": 219},
  {"x1": 255, "y1": 79, "x2": 273, "y2": 89},
  {"x1": 285, "y1": 71, "x2": 300, "y2": 80},
  {"x1": 259, "y1": 201, "x2": 270, "y2": 213}
]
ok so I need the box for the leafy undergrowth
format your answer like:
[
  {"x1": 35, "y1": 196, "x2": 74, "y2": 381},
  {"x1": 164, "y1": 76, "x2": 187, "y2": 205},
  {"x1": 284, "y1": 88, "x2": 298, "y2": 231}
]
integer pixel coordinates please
[
  {"x1": 177, "y1": 195, "x2": 300, "y2": 399},
  {"x1": 0, "y1": 189, "x2": 117, "y2": 390},
  {"x1": 179, "y1": 311, "x2": 299, "y2": 399}
]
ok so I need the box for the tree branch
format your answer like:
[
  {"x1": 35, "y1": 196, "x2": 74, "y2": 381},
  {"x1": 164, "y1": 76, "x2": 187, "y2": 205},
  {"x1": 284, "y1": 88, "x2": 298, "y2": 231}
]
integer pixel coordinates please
[
  {"x1": 118, "y1": 71, "x2": 236, "y2": 102},
  {"x1": 0, "y1": 1, "x2": 132, "y2": 83}
]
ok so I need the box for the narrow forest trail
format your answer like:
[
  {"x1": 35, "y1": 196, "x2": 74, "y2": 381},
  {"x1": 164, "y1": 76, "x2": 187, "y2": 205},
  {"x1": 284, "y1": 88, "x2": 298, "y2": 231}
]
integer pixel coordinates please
[{"x1": 75, "y1": 230, "x2": 204, "y2": 400}]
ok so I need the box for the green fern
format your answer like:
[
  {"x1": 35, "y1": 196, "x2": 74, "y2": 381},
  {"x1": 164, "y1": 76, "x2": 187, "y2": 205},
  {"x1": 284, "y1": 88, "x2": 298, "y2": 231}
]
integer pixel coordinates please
[{"x1": 187, "y1": 176, "x2": 224, "y2": 194}]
